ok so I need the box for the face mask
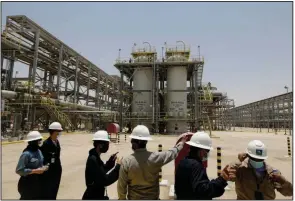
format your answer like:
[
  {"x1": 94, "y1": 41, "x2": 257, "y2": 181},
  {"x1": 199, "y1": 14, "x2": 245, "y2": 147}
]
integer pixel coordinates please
[
  {"x1": 57, "y1": 132, "x2": 62, "y2": 139},
  {"x1": 249, "y1": 159, "x2": 264, "y2": 169},
  {"x1": 38, "y1": 141, "x2": 43, "y2": 147},
  {"x1": 99, "y1": 143, "x2": 109, "y2": 153},
  {"x1": 200, "y1": 150, "x2": 210, "y2": 168}
]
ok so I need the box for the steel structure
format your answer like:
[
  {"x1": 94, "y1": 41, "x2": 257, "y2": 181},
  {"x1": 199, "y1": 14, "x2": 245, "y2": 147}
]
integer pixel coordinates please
[
  {"x1": 227, "y1": 92, "x2": 293, "y2": 135},
  {"x1": 114, "y1": 42, "x2": 235, "y2": 134},
  {"x1": 1, "y1": 15, "x2": 129, "y2": 134}
]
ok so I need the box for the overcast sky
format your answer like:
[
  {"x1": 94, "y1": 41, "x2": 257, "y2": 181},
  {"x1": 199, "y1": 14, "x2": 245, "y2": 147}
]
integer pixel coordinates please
[{"x1": 2, "y1": 2, "x2": 292, "y2": 106}]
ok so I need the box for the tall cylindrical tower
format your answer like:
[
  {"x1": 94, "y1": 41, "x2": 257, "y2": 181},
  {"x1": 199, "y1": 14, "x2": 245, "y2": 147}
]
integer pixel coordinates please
[{"x1": 165, "y1": 42, "x2": 189, "y2": 134}]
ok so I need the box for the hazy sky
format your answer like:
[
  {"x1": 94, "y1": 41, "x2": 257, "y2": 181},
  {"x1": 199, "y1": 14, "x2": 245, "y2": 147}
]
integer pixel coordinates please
[{"x1": 1, "y1": 2, "x2": 292, "y2": 106}]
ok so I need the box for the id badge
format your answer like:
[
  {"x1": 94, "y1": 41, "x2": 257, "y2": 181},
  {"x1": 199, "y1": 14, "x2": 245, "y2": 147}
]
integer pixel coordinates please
[
  {"x1": 254, "y1": 191, "x2": 264, "y2": 200},
  {"x1": 51, "y1": 157, "x2": 55, "y2": 163}
]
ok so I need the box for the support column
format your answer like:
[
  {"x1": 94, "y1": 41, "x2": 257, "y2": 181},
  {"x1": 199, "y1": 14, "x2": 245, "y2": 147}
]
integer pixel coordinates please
[
  {"x1": 275, "y1": 98, "x2": 280, "y2": 132},
  {"x1": 31, "y1": 30, "x2": 40, "y2": 90},
  {"x1": 283, "y1": 97, "x2": 287, "y2": 134},
  {"x1": 48, "y1": 72, "x2": 53, "y2": 92},
  {"x1": 43, "y1": 70, "x2": 48, "y2": 91},
  {"x1": 271, "y1": 98, "x2": 275, "y2": 131},
  {"x1": 8, "y1": 57, "x2": 15, "y2": 89},
  {"x1": 288, "y1": 93, "x2": 292, "y2": 135},
  {"x1": 86, "y1": 65, "x2": 92, "y2": 105},
  {"x1": 155, "y1": 65, "x2": 159, "y2": 133},
  {"x1": 95, "y1": 72, "x2": 101, "y2": 109},
  {"x1": 73, "y1": 57, "x2": 79, "y2": 104},
  {"x1": 56, "y1": 45, "x2": 63, "y2": 99},
  {"x1": 120, "y1": 71, "x2": 124, "y2": 131},
  {"x1": 64, "y1": 79, "x2": 68, "y2": 101},
  {"x1": 111, "y1": 83, "x2": 115, "y2": 110},
  {"x1": 193, "y1": 64, "x2": 199, "y2": 129},
  {"x1": 1, "y1": 53, "x2": 3, "y2": 69}
]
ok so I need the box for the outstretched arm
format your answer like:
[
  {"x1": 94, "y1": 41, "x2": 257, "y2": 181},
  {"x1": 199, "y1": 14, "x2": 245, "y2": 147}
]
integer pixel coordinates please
[{"x1": 152, "y1": 142, "x2": 184, "y2": 166}]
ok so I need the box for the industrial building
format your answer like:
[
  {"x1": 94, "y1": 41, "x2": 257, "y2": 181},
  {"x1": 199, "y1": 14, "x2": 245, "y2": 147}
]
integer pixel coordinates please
[
  {"x1": 114, "y1": 43, "x2": 235, "y2": 134},
  {"x1": 2, "y1": 15, "x2": 291, "y2": 139}
]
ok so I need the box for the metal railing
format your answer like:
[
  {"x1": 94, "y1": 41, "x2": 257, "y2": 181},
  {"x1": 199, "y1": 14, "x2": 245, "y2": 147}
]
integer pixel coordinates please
[
  {"x1": 131, "y1": 46, "x2": 157, "y2": 53},
  {"x1": 40, "y1": 96, "x2": 73, "y2": 129},
  {"x1": 115, "y1": 55, "x2": 204, "y2": 64}
]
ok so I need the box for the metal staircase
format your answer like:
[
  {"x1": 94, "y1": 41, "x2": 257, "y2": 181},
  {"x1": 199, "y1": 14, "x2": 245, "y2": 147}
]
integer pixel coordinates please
[
  {"x1": 200, "y1": 83, "x2": 213, "y2": 136},
  {"x1": 40, "y1": 96, "x2": 73, "y2": 129}
]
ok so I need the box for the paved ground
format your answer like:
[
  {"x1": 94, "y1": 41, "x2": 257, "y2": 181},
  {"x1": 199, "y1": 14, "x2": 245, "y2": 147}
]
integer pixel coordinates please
[{"x1": 1, "y1": 130, "x2": 293, "y2": 200}]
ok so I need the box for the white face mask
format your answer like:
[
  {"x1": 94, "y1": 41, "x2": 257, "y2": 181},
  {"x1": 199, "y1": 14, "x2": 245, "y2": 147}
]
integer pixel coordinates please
[
  {"x1": 38, "y1": 141, "x2": 43, "y2": 147},
  {"x1": 57, "y1": 132, "x2": 62, "y2": 139}
]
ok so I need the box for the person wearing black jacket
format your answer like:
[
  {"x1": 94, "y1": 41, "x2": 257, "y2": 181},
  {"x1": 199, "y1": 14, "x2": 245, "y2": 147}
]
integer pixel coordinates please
[
  {"x1": 40, "y1": 122, "x2": 63, "y2": 200},
  {"x1": 82, "y1": 130, "x2": 122, "y2": 200},
  {"x1": 175, "y1": 132, "x2": 236, "y2": 200}
]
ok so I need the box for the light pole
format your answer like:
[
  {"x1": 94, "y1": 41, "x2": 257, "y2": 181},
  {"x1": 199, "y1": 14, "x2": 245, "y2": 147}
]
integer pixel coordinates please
[
  {"x1": 284, "y1": 86, "x2": 289, "y2": 93},
  {"x1": 198, "y1": 45, "x2": 201, "y2": 60},
  {"x1": 118, "y1": 48, "x2": 121, "y2": 60}
]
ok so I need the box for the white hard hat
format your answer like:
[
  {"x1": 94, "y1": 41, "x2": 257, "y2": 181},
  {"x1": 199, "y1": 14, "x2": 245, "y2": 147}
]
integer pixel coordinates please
[
  {"x1": 186, "y1": 131, "x2": 213, "y2": 150},
  {"x1": 246, "y1": 140, "x2": 268, "y2": 160},
  {"x1": 92, "y1": 130, "x2": 110, "y2": 142},
  {"x1": 25, "y1": 131, "x2": 43, "y2": 142},
  {"x1": 49, "y1": 122, "x2": 63, "y2": 131},
  {"x1": 129, "y1": 125, "x2": 152, "y2": 141}
]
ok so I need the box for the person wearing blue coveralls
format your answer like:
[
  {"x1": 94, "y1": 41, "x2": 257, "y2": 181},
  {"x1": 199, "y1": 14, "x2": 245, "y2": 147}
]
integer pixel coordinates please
[
  {"x1": 16, "y1": 131, "x2": 49, "y2": 200},
  {"x1": 40, "y1": 122, "x2": 63, "y2": 200}
]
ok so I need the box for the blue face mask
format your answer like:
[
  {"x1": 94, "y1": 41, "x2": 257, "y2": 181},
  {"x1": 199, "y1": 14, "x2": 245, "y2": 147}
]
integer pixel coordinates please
[{"x1": 249, "y1": 159, "x2": 264, "y2": 169}]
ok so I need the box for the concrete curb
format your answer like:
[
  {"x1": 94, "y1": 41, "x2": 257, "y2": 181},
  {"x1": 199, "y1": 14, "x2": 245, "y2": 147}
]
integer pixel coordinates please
[{"x1": 1, "y1": 131, "x2": 83, "y2": 146}]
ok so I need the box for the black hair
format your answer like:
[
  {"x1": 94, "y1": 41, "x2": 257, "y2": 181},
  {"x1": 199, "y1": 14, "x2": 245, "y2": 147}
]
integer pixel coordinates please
[{"x1": 131, "y1": 139, "x2": 147, "y2": 149}]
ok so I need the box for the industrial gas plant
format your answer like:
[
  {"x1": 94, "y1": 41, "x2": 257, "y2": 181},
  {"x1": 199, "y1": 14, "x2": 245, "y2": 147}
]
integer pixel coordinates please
[{"x1": 1, "y1": 15, "x2": 293, "y2": 139}]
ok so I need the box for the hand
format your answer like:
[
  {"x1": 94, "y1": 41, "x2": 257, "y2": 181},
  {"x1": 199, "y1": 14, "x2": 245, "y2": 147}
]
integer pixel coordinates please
[
  {"x1": 269, "y1": 171, "x2": 286, "y2": 185},
  {"x1": 34, "y1": 168, "x2": 45, "y2": 174},
  {"x1": 110, "y1": 152, "x2": 118, "y2": 162},
  {"x1": 238, "y1": 153, "x2": 248, "y2": 162},
  {"x1": 221, "y1": 165, "x2": 236, "y2": 181},
  {"x1": 180, "y1": 134, "x2": 190, "y2": 143},
  {"x1": 41, "y1": 165, "x2": 49, "y2": 171},
  {"x1": 116, "y1": 157, "x2": 123, "y2": 165},
  {"x1": 106, "y1": 153, "x2": 118, "y2": 167}
]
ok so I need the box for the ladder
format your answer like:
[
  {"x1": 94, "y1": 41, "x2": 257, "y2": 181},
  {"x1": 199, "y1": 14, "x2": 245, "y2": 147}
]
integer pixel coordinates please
[{"x1": 40, "y1": 96, "x2": 73, "y2": 129}]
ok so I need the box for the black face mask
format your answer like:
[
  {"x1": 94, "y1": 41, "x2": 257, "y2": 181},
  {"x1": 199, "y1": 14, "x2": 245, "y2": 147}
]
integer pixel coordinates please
[
  {"x1": 27, "y1": 140, "x2": 40, "y2": 151},
  {"x1": 94, "y1": 142, "x2": 109, "y2": 153}
]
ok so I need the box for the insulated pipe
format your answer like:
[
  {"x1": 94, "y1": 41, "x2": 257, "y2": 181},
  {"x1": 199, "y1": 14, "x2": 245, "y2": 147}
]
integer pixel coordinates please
[{"x1": 1, "y1": 90, "x2": 112, "y2": 112}]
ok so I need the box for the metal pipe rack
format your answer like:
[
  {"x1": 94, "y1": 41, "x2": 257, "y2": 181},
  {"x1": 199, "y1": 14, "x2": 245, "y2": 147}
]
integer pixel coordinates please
[{"x1": 1, "y1": 15, "x2": 129, "y2": 131}]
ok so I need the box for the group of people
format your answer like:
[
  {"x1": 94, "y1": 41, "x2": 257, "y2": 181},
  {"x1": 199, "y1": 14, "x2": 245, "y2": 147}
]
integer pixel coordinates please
[
  {"x1": 16, "y1": 123, "x2": 293, "y2": 200},
  {"x1": 16, "y1": 122, "x2": 63, "y2": 200}
]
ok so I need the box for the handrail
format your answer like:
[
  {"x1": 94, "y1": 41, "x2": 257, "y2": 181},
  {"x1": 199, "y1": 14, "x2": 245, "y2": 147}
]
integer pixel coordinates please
[{"x1": 115, "y1": 55, "x2": 204, "y2": 64}]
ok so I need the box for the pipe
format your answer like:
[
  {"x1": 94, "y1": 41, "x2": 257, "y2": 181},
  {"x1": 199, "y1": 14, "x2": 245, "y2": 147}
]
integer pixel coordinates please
[{"x1": 1, "y1": 90, "x2": 113, "y2": 112}]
